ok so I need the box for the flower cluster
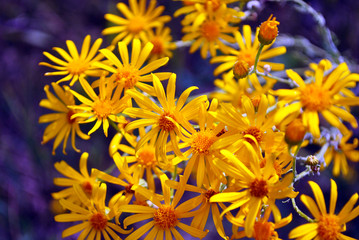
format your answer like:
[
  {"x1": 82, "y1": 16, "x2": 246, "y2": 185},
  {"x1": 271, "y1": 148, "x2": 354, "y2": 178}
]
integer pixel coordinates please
[{"x1": 39, "y1": 0, "x2": 359, "y2": 239}]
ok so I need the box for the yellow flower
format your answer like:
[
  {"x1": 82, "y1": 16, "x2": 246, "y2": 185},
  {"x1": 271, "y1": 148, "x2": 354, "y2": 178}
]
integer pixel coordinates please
[
  {"x1": 109, "y1": 128, "x2": 178, "y2": 191},
  {"x1": 69, "y1": 74, "x2": 130, "y2": 137},
  {"x1": 272, "y1": 62, "x2": 359, "y2": 138},
  {"x1": 142, "y1": 25, "x2": 177, "y2": 62},
  {"x1": 102, "y1": 0, "x2": 171, "y2": 45},
  {"x1": 231, "y1": 206, "x2": 292, "y2": 240},
  {"x1": 39, "y1": 35, "x2": 105, "y2": 86},
  {"x1": 93, "y1": 152, "x2": 141, "y2": 200},
  {"x1": 172, "y1": 99, "x2": 227, "y2": 187},
  {"x1": 181, "y1": 7, "x2": 237, "y2": 58},
  {"x1": 117, "y1": 174, "x2": 208, "y2": 239},
  {"x1": 324, "y1": 131, "x2": 359, "y2": 177},
  {"x1": 210, "y1": 148, "x2": 297, "y2": 237},
  {"x1": 55, "y1": 183, "x2": 132, "y2": 239},
  {"x1": 175, "y1": 0, "x2": 243, "y2": 29},
  {"x1": 123, "y1": 73, "x2": 208, "y2": 162},
  {"x1": 210, "y1": 72, "x2": 276, "y2": 109},
  {"x1": 39, "y1": 83, "x2": 89, "y2": 155},
  {"x1": 166, "y1": 177, "x2": 229, "y2": 239},
  {"x1": 289, "y1": 179, "x2": 359, "y2": 240},
  {"x1": 52, "y1": 152, "x2": 97, "y2": 203},
  {"x1": 209, "y1": 94, "x2": 283, "y2": 152},
  {"x1": 92, "y1": 39, "x2": 171, "y2": 96},
  {"x1": 210, "y1": 25, "x2": 286, "y2": 76}
]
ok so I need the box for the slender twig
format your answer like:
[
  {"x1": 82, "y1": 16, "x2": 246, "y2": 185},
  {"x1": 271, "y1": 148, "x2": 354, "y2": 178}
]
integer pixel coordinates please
[{"x1": 250, "y1": 43, "x2": 265, "y2": 74}]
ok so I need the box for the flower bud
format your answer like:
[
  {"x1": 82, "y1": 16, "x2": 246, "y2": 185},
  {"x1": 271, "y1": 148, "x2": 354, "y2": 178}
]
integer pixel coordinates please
[
  {"x1": 233, "y1": 60, "x2": 250, "y2": 79},
  {"x1": 285, "y1": 118, "x2": 306, "y2": 145},
  {"x1": 258, "y1": 14, "x2": 279, "y2": 45}
]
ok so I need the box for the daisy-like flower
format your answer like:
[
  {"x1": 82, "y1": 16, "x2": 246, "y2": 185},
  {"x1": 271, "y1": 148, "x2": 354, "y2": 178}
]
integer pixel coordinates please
[
  {"x1": 117, "y1": 174, "x2": 208, "y2": 239},
  {"x1": 55, "y1": 183, "x2": 132, "y2": 239},
  {"x1": 109, "y1": 127, "x2": 178, "y2": 191},
  {"x1": 92, "y1": 152, "x2": 142, "y2": 207},
  {"x1": 142, "y1": 25, "x2": 177, "y2": 62},
  {"x1": 175, "y1": 0, "x2": 243, "y2": 29},
  {"x1": 39, "y1": 35, "x2": 106, "y2": 86},
  {"x1": 123, "y1": 73, "x2": 208, "y2": 162},
  {"x1": 209, "y1": 94, "x2": 283, "y2": 153},
  {"x1": 272, "y1": 62, "x2": 359, "y2": 138},
  {"x1": 102, "y1": 0, "x2": 171, "y2": 45},
  {"x1": 39, "y1": 83, "x2": 89, "y2": 155},
  {"x1": 210, "y1": 72, "x2": 276, "y2": 109},
  {"x1": 172, "y1": 99, "x2": 227, "y2": 187},
  {"x1": 289, "y1": 179, "x2": 359, "y2": 240},
  {"x1": 182, "y1": 9, "x2": 237, "y2": 59},
  {"x1": 52, "y1": 152, "x2": 97, "y2": 203},
  {"x1": 210, "y1": 25, "x2": 286, "y2": 76},
  {"x1": 210, "y1": 148, "x2": 297, "y2": 237},
  {"x1": 166, "y1": 177, "x2": 229, "y2": 239},
  {"x1": 93, "y1": 39, "x2": 171, "y2": 96},
  {"x1": 69, "y1": 74, "x2": 130, "y2": 137},
  {"x1": 231, "y1": 206, "x2": 292, "y2": 240},
  {"x1": 324, "y1": 131, "x2": 359, "y2": 177}
]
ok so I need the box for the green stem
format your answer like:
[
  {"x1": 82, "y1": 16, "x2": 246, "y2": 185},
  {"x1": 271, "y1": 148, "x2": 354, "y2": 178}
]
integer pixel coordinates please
[
  {"x1": 251, "y1": 44, "x2": 264, "y2": 74},
  {"x1": 289, "y1": 142, "x2": 315, "y2": 222},
  {"x1": 109, "y1": 118, "x2": 122, "y2": 134},
  {"x1": 256, "y1": 71, "x2": 294, "y2": 86}
]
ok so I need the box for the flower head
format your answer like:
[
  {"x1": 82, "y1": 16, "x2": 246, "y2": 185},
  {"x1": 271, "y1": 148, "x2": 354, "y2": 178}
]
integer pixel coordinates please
[
  {"x1": 55, "y1": 183, "x2": 132, "y2": 239},
  {"x1": 272, "y1": 62, "x2": 359, "y2": 138},
  {"x1": 258, "y1": 14, "x2": 279, "y2": 45},
  {"x1": 289, "y1": 179, "x2": 359, "y2": 240},
  {"x1": 69, "y1": 74, "x2": 130, "y2": 137},
  {"x1": 39, "y1": 35, "x2": 105, "y2": 86},
  {"x1": 102, "y1": 0, "x2": 171, "y2": 45},
  {"x1": 39, "y1": 83, "x2": 89, "y2": 154},
  {"x1": 118, "y1": 174, "x2": 208, "y2": 239},
  {"x1": 123, "y1": 73, "x2": 207, "y2": 162},
  {"x1": 93, "y1": 39, "x2": 171, "y2": 96},
  {"x1": 210, "y1": 25, "x2": 286, "y2": 76},
  {"x1": 142, "y1": 25, "x2": 177, "y2": 62},
  {"x1": 52, "y1": 152, "x2": 97, "y2": 202}
]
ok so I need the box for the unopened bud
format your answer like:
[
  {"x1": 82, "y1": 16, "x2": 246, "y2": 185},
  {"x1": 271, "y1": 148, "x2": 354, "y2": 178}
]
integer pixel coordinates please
[
  {"x1": 305, "y1": 155, "x2": 319, "y2": 166},
  {"x1": 251, "y1": 95, "x2": 261, "y2": 110},
  {"x1": 258, "y1": 14, "x2": 279, "y2": 45},
  {"x1": 233, "y1": 60, "x2": 250, "y2": 79},
  {"x1": 285, "y1": 118, "x2": 306, "y2": 145}
]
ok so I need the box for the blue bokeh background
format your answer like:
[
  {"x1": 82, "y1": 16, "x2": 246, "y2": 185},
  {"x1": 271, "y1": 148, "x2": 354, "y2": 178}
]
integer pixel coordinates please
[{"x1": 1, "y1": 0, "x2": 359, "y2": 239}]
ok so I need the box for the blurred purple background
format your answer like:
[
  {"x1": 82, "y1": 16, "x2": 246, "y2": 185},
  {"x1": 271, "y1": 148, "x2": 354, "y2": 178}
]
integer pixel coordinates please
[{"x1": 1, "y1": 0, "x2": 359, "y2": 239}]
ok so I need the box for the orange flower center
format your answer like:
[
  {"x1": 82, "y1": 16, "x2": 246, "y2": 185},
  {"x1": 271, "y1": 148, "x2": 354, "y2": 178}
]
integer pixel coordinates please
[
  {"x1": 90, "y1": 212, "x2": 108, "y2": 231},
  {"x1": 300, "y1": 83, "x2": 331, "y2": 111},
  {"x1": 116, "y1": 66, "x2": 140, "y2": 89},
  {"x1": 242, "y1": 126, "x2": 263, "y2": 145},
  {"x1": 81, "y1": 181, "x2": 93, "y2": 195},
  {"x1": 238, "y1": 49, "x2": 256, "y2": 67},
  {"x1": 204, "y1": 0, "x2": 221, "y2": 11},
  {"x1": 158, "y1": 112, "x2": 177, "y2": 132},
  {"x1": 93, "y1": 99, "x2": 112, "y2": 119},
  {"x1": 128, "y1": 17, "x2": 145, "y2": 34},
  {"x1": 250, "y1": 178, "x2": 268, "y2": 198},
  {"x1": 191, "y1": 130, "x2": 216, "y2": 154},
  {"x1": 67, "y1": 110, "x2": 76, "y2": 124},
  {"x1": 201, "y1": 21, "x2": 220, "y2": 41},
  {"x1": 317, "y1": 214, "x2": 341, "y2": 240},
  {"x1": 154, "y1": 205, "x2": 178, "y2": 229},
  {"x1": 253, "y1": 221, "x2": 277, "y2": 240},
  {"x1": 151, "y1": 37, "x2": 164, "y2": 55},
  {"x1": 125, "y1": 184, "x2": 135, "y2": 194},
  {"x1": 138, "y1": 148, "x2": 157, "y2": 167},
  {"x1": 67, "y1": 59, "x2": 89, "y2": 75},
  {"x1": 204, "y1": 189, "x2": 218, "y2": 201}
]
